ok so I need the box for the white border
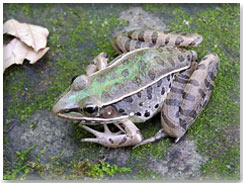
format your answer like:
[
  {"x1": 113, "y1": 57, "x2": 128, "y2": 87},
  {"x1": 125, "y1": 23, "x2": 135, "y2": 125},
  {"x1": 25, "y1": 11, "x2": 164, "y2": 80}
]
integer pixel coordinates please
[{"x1": 1, "y1": 2, "x2": 242, "y2": 183}]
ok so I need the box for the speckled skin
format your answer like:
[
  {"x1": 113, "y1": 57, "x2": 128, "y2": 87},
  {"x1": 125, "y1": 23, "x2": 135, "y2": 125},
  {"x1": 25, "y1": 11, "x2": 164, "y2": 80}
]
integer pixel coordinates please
[{"x1": 53, "y1": 30, "x2": 219, "y2": 148}]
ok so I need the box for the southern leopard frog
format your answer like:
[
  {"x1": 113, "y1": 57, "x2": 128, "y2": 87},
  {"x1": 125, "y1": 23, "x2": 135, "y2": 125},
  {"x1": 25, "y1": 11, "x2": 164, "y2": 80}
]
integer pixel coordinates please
[{"x1": 53, "y1": 30, "x2": 219, "y2": 148}]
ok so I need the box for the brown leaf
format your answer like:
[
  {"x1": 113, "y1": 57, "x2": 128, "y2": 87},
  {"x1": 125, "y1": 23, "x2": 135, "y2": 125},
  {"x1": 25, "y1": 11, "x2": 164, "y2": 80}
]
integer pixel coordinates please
[
  {"x1": 3, "y1": 19, "x2": 49, "y2": 52},
  {"x1": 3, "y1": 38, "x2": 49, "y2": 72}
]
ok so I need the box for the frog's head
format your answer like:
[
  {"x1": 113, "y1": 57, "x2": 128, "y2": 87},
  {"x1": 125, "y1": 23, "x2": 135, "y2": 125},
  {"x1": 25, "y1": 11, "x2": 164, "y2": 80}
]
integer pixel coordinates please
[{"x1": 53, "y1": 75, "x2": 128, "y2": 125}]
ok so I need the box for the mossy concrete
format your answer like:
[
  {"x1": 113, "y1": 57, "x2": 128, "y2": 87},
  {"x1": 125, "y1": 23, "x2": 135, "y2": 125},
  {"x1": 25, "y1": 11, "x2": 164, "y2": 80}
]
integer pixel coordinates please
[{"x1": 3, "y1": 3, "x2": 240, "y2": 180}]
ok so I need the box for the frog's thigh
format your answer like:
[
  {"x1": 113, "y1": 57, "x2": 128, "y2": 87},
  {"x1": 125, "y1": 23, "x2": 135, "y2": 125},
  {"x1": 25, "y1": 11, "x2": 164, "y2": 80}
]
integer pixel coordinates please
[
  {"x1": 81, "y1": 119, "x2": 143, "y2": 148},
  {"x1": 162, "y1": 53, "x2": 219, "y2": 139},
  {"x1": 86, "y1": 52, "x2": 108, "y2": 76}
]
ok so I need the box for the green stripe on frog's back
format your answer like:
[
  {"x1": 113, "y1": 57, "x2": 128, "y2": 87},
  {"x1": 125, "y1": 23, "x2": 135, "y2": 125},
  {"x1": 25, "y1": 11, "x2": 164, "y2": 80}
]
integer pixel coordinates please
[{"x1": 69, "y1": 47, "x2": 192, "y2": 105}]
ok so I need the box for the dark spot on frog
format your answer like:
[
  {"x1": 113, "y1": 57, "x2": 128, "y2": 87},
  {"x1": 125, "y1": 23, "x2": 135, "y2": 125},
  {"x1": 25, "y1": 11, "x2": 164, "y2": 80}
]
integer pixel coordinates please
[
  {"x1": 161, "y1": 87, "x2": 165, "y2": 95},
  {"x1": 109, "y1": 138, "x2": 114, "y2": 144},
  {"x1": 102, "y1": 91, "x2": 111, "y2": 99},
  {"x1": 123, "y1": 59, "x2": 130, "y2": 65},
  {"x1": 147, "y1": 94, "x2": 152, "y2": 99},
  {"x1": 152, "y1": 31, "x2": 158, "y2": 44},
  {"x1": 137, "y1": 91, "x2": 142, "y2": 98},
  {"x1": 124, "y1": 96, "x2": 133, "y2": 103},
  {"x1": 138, "y1": 31, "x2": 145, "y2": 42},
  {"x1": 125, "y1": 39, "x2": 131, "y2": 52},
  {"x1": 136, "y1": 112, "x2": 141, "y2": 116},
  {"x1": 146, "y1": 86, "x2": 153, "y2": 99},
  {"x1": 127, "y1": 30, "x2": 135, "y2": 38},
  {"x1": 175, "y1": 36, "x2": 184, "y2": 46},
  {"x1": 139, "y1": 60, "x2": 146, "y2": 70},
  {"x1": 144, "y1": 110, "x2": 150, "y2": 117},
  {"x1": 133, "y1": 77, "x2": 142, "y2": 85},
  {"x1": 118, "y1": 108, "x2": 125, "y2": 113},
  {"x1": 167, "y1": 57, "x2": 175, "y2": 67},
  {"x1": 118, "y1": 136, "x2": 127, "y2": 145},
  {"x1": 135, "y1": 41, "x2": 142, "y2": 49},
  {"x1": 146, "y1": 86, "x2": 153, "y2": 95},
  {"x1": 165, "y1": 36, "x2": 170, "y2": 45},
  {"x1": 154, "y1": 104, "x2": 159, "y2": 108},
  {"x1": 121, "y1": 69, "x2": 129, "y2": 77},
  {"x1": 208, "y1": 71, "x2": 216, "y2": 81},
  {"x1": 154, "y1": 56, "x2": 165, "y2": 66},
  {"x1": 166, "y1": 47, "x2": 174, "y2": 54},
  {"x1": 139, "y1": 102, "x2": 144, "y2": 106},
  {"x1": 179, "y1": 119, "x2": 187, "y2": 130},
  {"x1": 157, "y1": 79, "x2": 163, "y2": 87},
  {"x1": 169, "y1": 83, "x2": 171, "y2": 88},
  {"x1": 189, "y1": 40, "x2": 196, "y2": 46},
  {"x1": 167, "y1": 75, "x2": 170, "y2": 81},
  {"x1": 178, "y1": 55, "x2": 185, "y2": 62},
  {"x1": 148, "y1": 69, "x2": 156, "y2": 80}
]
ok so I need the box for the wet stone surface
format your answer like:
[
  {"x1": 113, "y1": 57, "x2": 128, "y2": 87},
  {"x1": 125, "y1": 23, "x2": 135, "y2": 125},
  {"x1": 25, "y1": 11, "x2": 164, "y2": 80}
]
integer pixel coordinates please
[{"x1": 6, "y1": 110, "x2": 79, "y2": 164}]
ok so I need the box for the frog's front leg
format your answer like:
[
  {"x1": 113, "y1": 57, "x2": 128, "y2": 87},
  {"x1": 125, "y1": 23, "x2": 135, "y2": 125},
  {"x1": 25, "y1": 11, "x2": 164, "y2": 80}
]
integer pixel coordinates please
[
  {"x1": 81, "y1": 119, "x2": 143, "y2": 148},
  {"x1": 86, "y1": 52, "x2": 108, "y2": 76}
]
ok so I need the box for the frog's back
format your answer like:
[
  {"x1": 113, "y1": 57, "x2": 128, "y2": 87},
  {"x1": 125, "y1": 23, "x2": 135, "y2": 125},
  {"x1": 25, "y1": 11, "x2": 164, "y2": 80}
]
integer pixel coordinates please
[{"x1": 79, "y1": 47, "x2": 193, "y2": 105}]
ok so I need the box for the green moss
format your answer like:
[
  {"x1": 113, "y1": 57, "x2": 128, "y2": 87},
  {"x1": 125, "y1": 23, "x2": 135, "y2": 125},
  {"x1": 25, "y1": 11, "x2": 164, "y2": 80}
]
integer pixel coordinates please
[
  {"x1": 4, "y1": 144, "x2": 36, "y2": 180},
  {"x1": 87, "y1": 161, "x2": 131, "y2": 179}
]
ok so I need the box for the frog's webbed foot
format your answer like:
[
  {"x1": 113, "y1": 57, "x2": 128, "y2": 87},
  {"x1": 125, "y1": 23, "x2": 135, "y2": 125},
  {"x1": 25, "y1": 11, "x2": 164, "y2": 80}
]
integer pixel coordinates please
[
  {"x1": 86, "y1": 52, "x2": 108, "y2": 76},
  {"x1": 134, "y1": 129, "x2": 168, "y2": 148},
  {"x1": 81, "y1": 120, "x2": 143, "y2": 148}
]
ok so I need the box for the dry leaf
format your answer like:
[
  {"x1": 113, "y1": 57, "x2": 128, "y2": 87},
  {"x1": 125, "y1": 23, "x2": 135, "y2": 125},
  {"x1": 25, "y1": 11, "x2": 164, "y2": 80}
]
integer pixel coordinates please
[
  {"x1": 3, "y1": 19, "x2": 49, "y2": 52},
  {"x1": 3, "y1": 38, "x2": 49, "y2": 72}
]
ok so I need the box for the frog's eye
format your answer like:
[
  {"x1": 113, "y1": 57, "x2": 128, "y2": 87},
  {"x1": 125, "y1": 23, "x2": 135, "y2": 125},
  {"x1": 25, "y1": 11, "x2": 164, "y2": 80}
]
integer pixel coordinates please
[
  {"x1": 84, "y1": 105, "x2": 98, "y2": 114},
  {"x1": 71, "y1": 75, "x2": 79, "y2": 84}
]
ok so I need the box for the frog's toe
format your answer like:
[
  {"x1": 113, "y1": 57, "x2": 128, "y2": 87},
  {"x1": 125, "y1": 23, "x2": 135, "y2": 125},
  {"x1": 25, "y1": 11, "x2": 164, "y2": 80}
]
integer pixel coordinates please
[
  {"x1": 86, "y1": 64, "x2": 98, "y2": 76},
  {"x1": 81, "y1": 123, "x2": 143, "y2": 148},
  {"x1": 86, "y1": 52, "x2": 109, "y2": 76},
  {"x1": 81, "y1": 138, "x2": 100, "y2": 143},
  {"x1": 134, "y1": 129, "x2": 168, "y2": 148}
]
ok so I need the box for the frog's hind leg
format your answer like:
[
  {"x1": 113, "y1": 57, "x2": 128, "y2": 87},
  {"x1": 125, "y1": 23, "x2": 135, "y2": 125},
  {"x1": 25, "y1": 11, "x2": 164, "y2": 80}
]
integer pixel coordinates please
[
  {"x1": 112, "y1": 30, "x2": 203, "y2": 53},
  {"x1": 86, "y1": 52, "x2": 109, "y2": 76},
  {"x1": 81, "y1": 119, "x2": 143, "y2": 148},
  {"x1": 162, "y1": 53, "x2": 219, "y2": 140},
  {"x1": 134, "y1": 61, "x2": 199, "y2": 147}
]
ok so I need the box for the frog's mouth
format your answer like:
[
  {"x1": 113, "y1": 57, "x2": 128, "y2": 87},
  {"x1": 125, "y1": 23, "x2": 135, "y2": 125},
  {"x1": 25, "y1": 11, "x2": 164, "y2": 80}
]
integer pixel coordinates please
[{"x1": 54, "y1": 107, "x2": 129, "y2": 125}]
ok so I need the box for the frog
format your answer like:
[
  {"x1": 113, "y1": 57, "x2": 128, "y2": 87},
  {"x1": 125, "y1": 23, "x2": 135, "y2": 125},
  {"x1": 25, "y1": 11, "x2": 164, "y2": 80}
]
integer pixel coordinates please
[{"x1": 53, "y1": 30, "x2": 219, "y2": 148}]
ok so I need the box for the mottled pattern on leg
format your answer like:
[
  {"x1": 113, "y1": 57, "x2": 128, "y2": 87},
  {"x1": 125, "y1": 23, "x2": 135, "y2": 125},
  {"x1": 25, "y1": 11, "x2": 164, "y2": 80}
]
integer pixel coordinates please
[
  {"x1": 161, "y1": 54, "x2": 219, "y2": 138},
  {"x1": 112, "y1": 30, "x2": 203, "y2": 53},
  {"x1": 161, "y1": 63, "x2": 197, "y2": 138}
]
